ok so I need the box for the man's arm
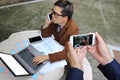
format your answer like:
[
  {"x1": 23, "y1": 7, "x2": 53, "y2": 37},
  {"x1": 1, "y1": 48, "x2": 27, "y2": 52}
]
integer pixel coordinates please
[
  {"x1": 98, "y1": 59, "x2": 120, "y2": 80},
  {"x1": 66, "y1": 42, "x2": 87, "y2": 80},
  {"x1": 40, "y1": 23, "x2": 53, "y2": 37}
]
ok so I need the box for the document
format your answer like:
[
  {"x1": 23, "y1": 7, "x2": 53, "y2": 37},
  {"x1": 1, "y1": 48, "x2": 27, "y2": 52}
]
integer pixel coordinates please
[{"x1": 32, "y1": 37, "x2": 64, "y2": 55}]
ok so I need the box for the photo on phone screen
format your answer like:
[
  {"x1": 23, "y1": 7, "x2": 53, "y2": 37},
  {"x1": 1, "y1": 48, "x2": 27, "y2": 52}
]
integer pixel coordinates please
[
  {"x1": 29, "y1": 36, "x2": 42, "y2": 43},
  {"x1": 70, "y1": 33, "x2": 95, "y2": 48}
]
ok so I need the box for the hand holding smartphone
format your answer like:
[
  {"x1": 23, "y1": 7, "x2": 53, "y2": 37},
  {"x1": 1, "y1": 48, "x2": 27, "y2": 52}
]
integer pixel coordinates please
[
  {"x1": 70, "y1": 33, "x2": 95, "y2": 48},
  {"x1": 47, "y1": 13, "x2": 52, "y2": 21},
  {"x1": 42, "y1": 13, "x2": 52, "y2": 29}
]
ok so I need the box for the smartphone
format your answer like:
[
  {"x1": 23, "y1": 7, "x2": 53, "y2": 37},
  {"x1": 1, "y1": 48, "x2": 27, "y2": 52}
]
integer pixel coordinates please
[
  {"x1": 70, "y1": 33, "x2": 95, "y2": 48},
  {"x1": 28, "y1": 36, "x2": 42, "y2": 43},
  {"x1": 47, "y1": 13, "x2": 52, "y2": 21}
]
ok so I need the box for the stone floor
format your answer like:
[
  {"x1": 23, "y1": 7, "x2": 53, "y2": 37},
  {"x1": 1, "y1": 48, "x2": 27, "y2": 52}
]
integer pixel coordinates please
[
  {"x1": 0, "y1": 0, "x2": 120, "y2": 80},
  {"x1": 0, "y1": 0, "x2": 31, "y2": 6}
]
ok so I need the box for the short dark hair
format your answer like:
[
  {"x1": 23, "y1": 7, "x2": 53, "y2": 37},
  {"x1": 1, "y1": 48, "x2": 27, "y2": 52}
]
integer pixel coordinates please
[
  {"x1": 54, "y1": 0, "x2": 74, "y2": 20},
  {"x1": 83, "y1": 37, "x2": 87, "y2": 40}
]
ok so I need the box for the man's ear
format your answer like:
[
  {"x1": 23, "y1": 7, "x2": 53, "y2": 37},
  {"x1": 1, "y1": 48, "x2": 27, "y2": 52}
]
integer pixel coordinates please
[{"x1": 63, "y1": 16, "x2": 69, "y2": 21}]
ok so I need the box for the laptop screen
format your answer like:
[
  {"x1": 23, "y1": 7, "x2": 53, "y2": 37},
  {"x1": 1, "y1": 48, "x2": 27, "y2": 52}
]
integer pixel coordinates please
[{"x1": 0, "y1": 53, "x2": 29, "y2": 76}]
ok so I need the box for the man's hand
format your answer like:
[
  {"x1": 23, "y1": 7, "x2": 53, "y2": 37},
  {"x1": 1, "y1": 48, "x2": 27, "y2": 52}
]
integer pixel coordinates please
[
  {"x1": 88, "y1": 32, "x2": 113, "y2": 65},
  {"x1": 67, "y1": 42, "x2": 87, "y2": 70},
  {"x1": 43, "y1": 13, "x2": 53, "y2": 29},
  {"x1": 32, "y1": 55, "x2": 49, "y2": 65}
]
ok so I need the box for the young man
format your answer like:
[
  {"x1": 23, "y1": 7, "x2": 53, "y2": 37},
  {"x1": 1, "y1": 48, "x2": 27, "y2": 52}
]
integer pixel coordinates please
[
  {"x1": 32, "y1": 0, "x2": 79, "y2": 65},
  {"x1": 66, "y1": 32, "x2": 120, "y2": 80}
]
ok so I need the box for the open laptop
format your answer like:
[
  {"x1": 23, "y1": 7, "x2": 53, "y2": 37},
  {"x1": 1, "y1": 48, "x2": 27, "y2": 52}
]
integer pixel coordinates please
[{"x1": 0, "y1": 36, "x2": 48, "y2": 77}]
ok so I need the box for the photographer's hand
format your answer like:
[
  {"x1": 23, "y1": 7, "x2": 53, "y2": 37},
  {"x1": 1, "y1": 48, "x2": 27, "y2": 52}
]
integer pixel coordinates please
[
  {"x1": 67, "y1": 42, "x2": 87, "y2": 70},
  {"x1": 88, "y1": 32, "x2": 113, "y2": 65}
]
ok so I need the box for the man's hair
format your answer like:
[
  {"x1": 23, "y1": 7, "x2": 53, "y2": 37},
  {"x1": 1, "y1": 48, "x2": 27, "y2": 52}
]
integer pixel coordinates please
[{"x1": 54, "y1": 0, "x2": 74, "y2": 20}]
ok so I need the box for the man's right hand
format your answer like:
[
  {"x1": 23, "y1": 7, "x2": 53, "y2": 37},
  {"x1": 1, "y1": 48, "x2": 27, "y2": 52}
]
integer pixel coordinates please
[
  {"x1": 88, "y1": 32, "x2": 113, "y2": 65},
  {"x1": 43, "y1": 13, "x2": 52, "y2": 29}
]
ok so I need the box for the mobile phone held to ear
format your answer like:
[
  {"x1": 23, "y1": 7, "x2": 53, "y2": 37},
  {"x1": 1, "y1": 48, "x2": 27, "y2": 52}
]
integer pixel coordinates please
[
  {"x1": 28, "y1": 36, "x2": 42, "y2": 43},
  {"x1": 47, "y1": 13, "x2": 52, "y2": 21},
  {"x1": 70, "y1": 33, "x2": 95, "y2": 48}
]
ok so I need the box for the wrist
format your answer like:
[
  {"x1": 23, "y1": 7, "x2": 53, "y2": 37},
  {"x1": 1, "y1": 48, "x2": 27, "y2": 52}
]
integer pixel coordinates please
[
  {"x1": 71, "y1": 63, "x2": 83, "y2": 71},
  {"x1": 45, "y1": 55, "x2": 49, "y2": 60},
  {"x1": 42, "y1": 24, "x2": 49, "y2": 29},
  {"x1": 101, "y1": 57, "x2": 113, "y2": 65}
]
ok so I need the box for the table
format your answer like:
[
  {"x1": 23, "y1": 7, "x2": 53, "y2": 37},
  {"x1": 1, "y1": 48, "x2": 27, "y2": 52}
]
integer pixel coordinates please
[{"x1": 0, "y1": 30, "x2": 92, "y2": 80}]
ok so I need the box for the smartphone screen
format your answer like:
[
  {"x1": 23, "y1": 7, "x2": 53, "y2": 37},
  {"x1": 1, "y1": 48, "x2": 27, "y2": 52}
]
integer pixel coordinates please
[
  {"x1": 70, "y1": 33, "x2": 95, "y2": 48},
  {"x1": 29, "y1": 36, "x2": 42, "y2": 43}
]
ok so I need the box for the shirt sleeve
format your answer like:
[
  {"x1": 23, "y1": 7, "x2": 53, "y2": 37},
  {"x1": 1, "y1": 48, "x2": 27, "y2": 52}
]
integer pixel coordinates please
[
  {"x1": 48, "y1": 50, "x2": 67, "y2": 62},
  {"x1": 40, "y1": 23, "x2": 53, "y2": 37},
  {"x1": 66, "y1": 67, "x2": 83, "y2": 80},
  {"x1": 98, "y1": 59, "x2": 120, "y2": 80}
]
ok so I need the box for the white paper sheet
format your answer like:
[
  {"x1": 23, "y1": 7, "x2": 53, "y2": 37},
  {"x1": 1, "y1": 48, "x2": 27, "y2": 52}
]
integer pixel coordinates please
[
  {"x1": 40, "y1": 60, "x2": 67, "y2": 73},
  {"x1": 32, "y1": 37, "x2": 64, "y2": 55}
]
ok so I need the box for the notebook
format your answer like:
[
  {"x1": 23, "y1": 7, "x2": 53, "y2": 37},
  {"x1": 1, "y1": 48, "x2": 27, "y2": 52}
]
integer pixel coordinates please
[{"x1": 0, "y1": 44, "x2": 48, "y2": 77}]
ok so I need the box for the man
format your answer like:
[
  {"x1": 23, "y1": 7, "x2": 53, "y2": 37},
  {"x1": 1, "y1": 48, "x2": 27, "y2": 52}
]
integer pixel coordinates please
[
  {"x1": 79, "y1": 37, "x2": 88, "y2": 46},
  {"x1": 32, "y1": 0, "x2": 79, "y2": 65},
  {"x1": 66, "y1": 32, "x2": 120, "y2": 80}
]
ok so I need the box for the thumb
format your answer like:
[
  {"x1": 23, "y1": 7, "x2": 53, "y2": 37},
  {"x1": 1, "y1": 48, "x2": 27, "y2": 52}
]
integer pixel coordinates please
[{"x1": 68, "y1": 42, "x2": 74, "y2": 54}]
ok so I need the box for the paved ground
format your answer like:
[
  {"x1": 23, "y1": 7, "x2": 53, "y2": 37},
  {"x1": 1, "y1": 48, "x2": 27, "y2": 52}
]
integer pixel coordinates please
[
  {"x1": 0, "y1": 0, "x2": 120, "y2": 80},
  {"x1": 0, "y1": 0, "x2": 30, "y2": 6}
]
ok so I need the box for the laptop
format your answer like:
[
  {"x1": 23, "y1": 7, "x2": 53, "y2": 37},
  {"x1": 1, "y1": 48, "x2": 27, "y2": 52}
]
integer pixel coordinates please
[{"x1": 0, "y1": 36, "x2": 49, "y2": 77}]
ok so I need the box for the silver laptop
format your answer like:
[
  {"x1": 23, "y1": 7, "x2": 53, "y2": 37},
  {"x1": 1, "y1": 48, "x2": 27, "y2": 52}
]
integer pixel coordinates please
[{"x1": 0, "y1": 36, "x2": 48, "y2": 77}]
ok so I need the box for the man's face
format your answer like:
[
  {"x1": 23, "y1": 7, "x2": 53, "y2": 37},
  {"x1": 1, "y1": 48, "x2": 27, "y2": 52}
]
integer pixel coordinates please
[{"x1": 51, "y1": 6, "x2": 66, "y2": 24}]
